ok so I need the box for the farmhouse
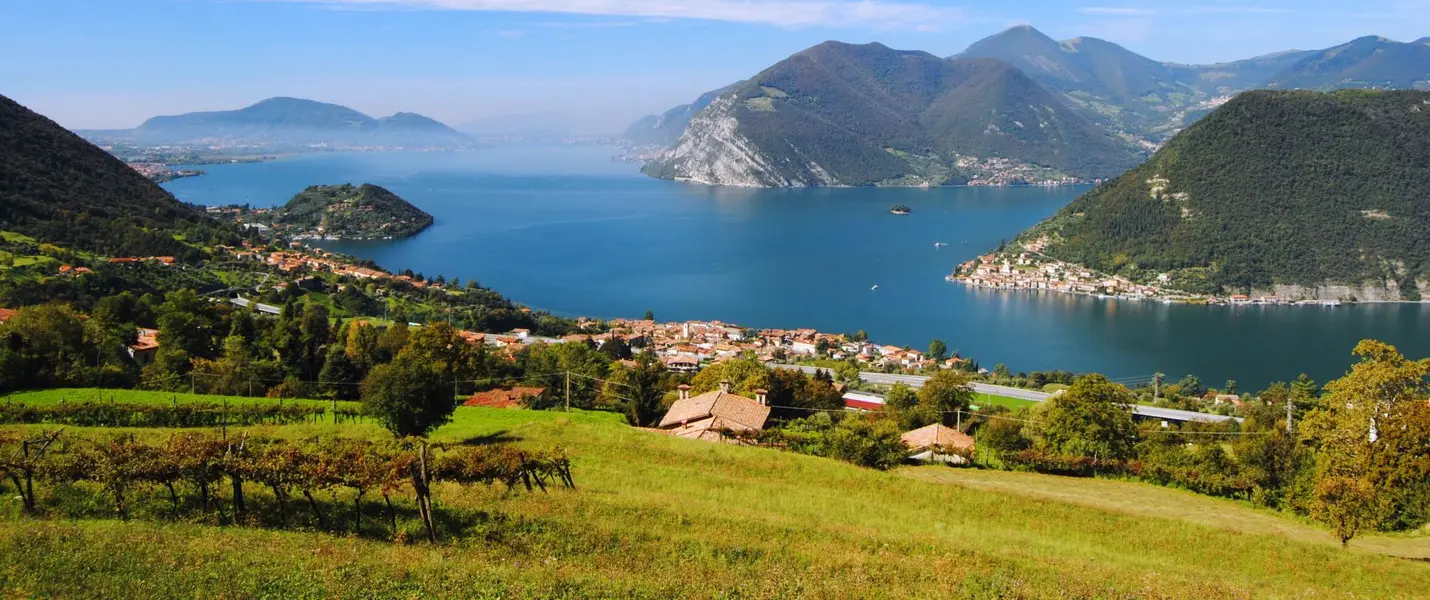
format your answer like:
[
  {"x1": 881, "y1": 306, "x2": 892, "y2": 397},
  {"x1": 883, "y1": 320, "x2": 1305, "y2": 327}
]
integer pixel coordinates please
[
  {"x1": 901, "y1": 423, "x2": 976, "y2": 464},
  {"x1": 657, "y1": 383, "x2": 771, "y2": 443}
]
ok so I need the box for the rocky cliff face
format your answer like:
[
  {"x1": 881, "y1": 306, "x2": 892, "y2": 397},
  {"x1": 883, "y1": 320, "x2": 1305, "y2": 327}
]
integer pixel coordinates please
[
  {"x1": 641, "y1": 96, "x2": 840, "y2": 187},
  {"x1": 1256, "y1": 282, "x2": 1428, "y2": 303}
]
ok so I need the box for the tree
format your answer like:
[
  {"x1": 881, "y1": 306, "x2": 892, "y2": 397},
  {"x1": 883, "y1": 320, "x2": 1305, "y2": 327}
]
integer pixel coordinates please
[
  {"x1": 1176, "y1": 374, "x2": 1204, "y2": 398},
  {"x1": 614, "y1": 353, "x2": 667, "y2": 426},
  {"x1": 1224, "y1": 380, "x2": 1238, "y2": 396},
  {"x1": 1302, "y1": 340, "x2": 1430, "y2": 543},
  {"x1": 850, "y1": 329, "x2": 868, "y2": 343},
  {"x1": 917, "y1": 369, "x2": 974, "y2": 422},
  {"x1": 376, "y1": 321, "x2": 410, "y2": 363},
  {"x1": 690, "y1": 357, "x2": 770, "y2": 396},
  {"x1": 598, "y1": 336, "x2": 632, "y2": 361},
  {"x1": 885, "y1": 383, "x2": 918, "y2": 411},
  {"x1": 318, "y1": 343, "x2": 363, "y2": 400},
  {"x1": 360, "y1": 357, "x2": 457, "y2": 439},
  {"x1": 927, "y1": 339, "x2": 948, "y2": 362},
  {"x1": 992, "y1": 363, "x2": 1011, "y2": 379},
  {"x1": 1312, "y1": 477, "x2": 1382, "y2": 547},
  {"x1": 643, "y1": 309, "x2": 655, "y2": 322},
  {"x1": 1035, "y1": 375, "x2": 1137, "y2": 460},
  {"x1": 1152, "y1": 372, "x2": 1165, "y2": 400}
]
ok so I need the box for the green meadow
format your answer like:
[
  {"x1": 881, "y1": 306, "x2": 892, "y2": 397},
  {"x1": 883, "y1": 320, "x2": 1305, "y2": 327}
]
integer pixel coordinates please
[{"x1": 1, "y1": 398, "x2": 1427, "y2": 598}]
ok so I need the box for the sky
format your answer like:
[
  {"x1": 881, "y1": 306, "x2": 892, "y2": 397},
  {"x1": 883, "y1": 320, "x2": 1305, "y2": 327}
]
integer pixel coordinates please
[{"x1": 3, "y1": 0, "x2": 1427, "y2": 133}]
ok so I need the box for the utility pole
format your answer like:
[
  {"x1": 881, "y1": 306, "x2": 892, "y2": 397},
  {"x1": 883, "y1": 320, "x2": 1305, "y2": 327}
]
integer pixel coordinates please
[{"x1": 565, "y1": 371, "x2": 571, "y2": 412}]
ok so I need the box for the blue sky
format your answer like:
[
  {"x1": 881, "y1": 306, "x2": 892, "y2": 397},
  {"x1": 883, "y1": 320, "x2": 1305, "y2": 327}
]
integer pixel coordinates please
[{"x1": 3, "y1": 0, "x2": 1427, "y2": 132}]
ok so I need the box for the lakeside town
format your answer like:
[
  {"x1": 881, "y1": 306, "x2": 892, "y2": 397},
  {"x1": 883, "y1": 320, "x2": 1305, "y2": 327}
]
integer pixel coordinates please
[
  {"x1": 948, "y1": 236, "x2": 1345, "y2": 306},
  {"x1": 217, "y1": 241, "x2": 961, "y2": 373}
]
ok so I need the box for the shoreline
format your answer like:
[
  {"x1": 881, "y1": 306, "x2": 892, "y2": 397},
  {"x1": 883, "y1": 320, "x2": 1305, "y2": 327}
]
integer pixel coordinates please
[{"x1": 946, "y1": 275, "x2": 1430, "y2": 307}]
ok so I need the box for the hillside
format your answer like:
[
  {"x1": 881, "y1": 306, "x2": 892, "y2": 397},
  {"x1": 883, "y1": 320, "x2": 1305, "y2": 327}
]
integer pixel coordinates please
[
  {"x1": 644, "y1": 42, "x2": 1146, "y2": 187},
  {"x1": 623, "y1": 83, "x2": 740, "y2": 147},
  {"x1": 132, "y1": 97, "x2": 469, "y2": 147},
  {"x1": 1017, "y1": 90, "x2": 1430, "y2": 299},
  {"x1": 240, "y1": 183, "x2": 433, "y2": 240},
  {"x1": 1267, "y1": 36, "x2": 1430, "y2": 90},
  {"x1": 1, "y1": 404, "x2": 1426, "y2": 597},
  {"x1": 0, "y1": 93, "x2": 237, "y2": 259}
]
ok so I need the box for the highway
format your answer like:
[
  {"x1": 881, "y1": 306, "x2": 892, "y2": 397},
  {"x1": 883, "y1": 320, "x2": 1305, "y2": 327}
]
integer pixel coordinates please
[
  {"x1": 229, "y1": 297, "x2": 282, "y2": 315},
  {"x1": 776, "y1": 364, "x2": 1240, "y2": 424}
]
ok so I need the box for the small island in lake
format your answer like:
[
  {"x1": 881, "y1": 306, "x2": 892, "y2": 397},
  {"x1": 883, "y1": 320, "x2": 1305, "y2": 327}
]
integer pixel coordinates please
[
  {"x1": 889, "y1": 204, "x2": 911, "y2": 215},
  {"x1": 211, "y1": 183, "x2": 433, "y2": 240}
]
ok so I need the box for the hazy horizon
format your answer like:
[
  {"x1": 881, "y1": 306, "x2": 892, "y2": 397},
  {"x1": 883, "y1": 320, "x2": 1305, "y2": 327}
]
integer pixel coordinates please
[{"x1": 5, "y1": 0, "x2": 1428, "y2": 134}]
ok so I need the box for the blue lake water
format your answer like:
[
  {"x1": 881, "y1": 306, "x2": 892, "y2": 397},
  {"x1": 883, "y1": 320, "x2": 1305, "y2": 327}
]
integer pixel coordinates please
[{"x1": 163, "y1": 147, "x2": 1430, "y2": 390}]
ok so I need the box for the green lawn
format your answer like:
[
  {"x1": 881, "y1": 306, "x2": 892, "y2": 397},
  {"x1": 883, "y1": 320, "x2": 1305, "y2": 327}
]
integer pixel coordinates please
[
  {"x1": 973, "y1": 392, "x2": 1037, "y2": 410},
  {"x1": 1, "y1": 395, "x2": 1427, "y2": 598}
]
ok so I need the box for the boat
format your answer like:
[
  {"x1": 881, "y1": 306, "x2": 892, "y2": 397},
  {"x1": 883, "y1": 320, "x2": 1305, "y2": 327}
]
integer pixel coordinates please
[
  {"x1": 889, "y1": 204, "x2": 911, "y2": 215},
  {"x1": 934, "y1": 242, "x2": 947, "y2": 248},
  {"x1": 871, "y1": 285, "x2": 879, "y2": 291}
]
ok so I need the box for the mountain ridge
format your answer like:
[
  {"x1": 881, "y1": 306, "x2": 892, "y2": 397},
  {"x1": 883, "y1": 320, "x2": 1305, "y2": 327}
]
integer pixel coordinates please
[
  {"x1": 131, "y1": 97, "x2": 469, "y2": 147},
  {"x1": 643, "y1": 41, "x2": 1145, "y2": 187}
]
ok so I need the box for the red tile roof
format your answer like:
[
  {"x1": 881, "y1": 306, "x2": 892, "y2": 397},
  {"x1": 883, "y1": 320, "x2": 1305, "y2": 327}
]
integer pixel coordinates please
[{"x1": 463, "y1": 387, "x2": 546, "y2": 409}]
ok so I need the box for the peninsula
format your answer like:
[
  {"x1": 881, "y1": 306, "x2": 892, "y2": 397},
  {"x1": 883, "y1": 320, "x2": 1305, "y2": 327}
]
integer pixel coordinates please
[
  {"x1": 212, "y1": 183, "x2": 433, "y2": 240},
  {"x1": 952, "y1": 90, "x2": 1430, "y2": 304}
]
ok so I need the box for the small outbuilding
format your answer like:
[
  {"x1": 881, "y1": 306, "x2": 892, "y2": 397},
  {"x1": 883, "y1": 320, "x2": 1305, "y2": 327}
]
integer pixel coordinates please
[{"x1": 901, "y1": 423, "x2": 976, "y2": 464}]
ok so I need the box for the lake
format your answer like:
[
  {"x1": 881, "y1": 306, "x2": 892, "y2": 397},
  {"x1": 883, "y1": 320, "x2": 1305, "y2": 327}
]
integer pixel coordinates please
[{"x1": 163, "y1": 147, "x2": 1430, "y2": 390}]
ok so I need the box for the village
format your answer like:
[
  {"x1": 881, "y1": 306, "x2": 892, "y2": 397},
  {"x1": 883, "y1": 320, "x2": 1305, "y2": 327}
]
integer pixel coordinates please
[
  {"x1": 213, "y1": 241, "x2": 964, "y2": 373},
  {"x1": 947, "y1": 236, "x2": 1343, "y2": 306}
]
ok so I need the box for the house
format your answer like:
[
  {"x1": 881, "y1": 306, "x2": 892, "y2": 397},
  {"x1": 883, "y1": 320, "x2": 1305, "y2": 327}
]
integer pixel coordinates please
[
  {"x1": 129, "y1": 328, "x2": 161, "y2": 364},
  {"x1": 664, "y1": 355, "x2": 700, "y2": 373},
  {"x1": 657, "y1": 383, "x2": 771, "y2": 443},
  {"x1": 0, "y1": 308, "x2": 16, "y2": 323},
  {"x1": 464, "y1": 387, "x2": 546, "y2": 409},
  {"x1": 842, "y1": 391, "x2": 886, "y2": 412},
  {"x1": 901, "y1": 423, "x2": 976, "y2": 464}
]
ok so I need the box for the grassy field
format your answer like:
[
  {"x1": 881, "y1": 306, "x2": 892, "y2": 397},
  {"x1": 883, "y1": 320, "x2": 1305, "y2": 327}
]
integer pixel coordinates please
[
  {"x1": 1, "y1": 399, "x2": 1428, "y2": 598},
  {"x1": 973, "y1": 392, "x2": 1037, "y2": 410},
  {"x1": 3, "y1": 387, "x2": 353, "y2": 410}
]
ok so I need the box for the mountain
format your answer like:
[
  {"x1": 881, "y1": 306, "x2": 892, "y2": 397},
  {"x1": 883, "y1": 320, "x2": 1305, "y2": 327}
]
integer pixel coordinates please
[
  {"x1": 132, "y1": 97, "x2": 469, "y2": 147},
  {"x1": 956, "y1": 25, "x2": 1208, "y2": 138},
  {"x1": 623, "y1": 84, "x2": 739, "y2": 147},
  {"x1": 642, "y1": 42, "x2": 1146, "y2": 187},
  {"x1": 1265, "y1": 36, "x2": 1430, "y2": 90},
  {"x1": 955, "y1": 26, "x2": 1430, "y2": 141},
  {"x1": 248, "y1": 183, "x2": 433, "y2": 240},
  {"x1": 0, "y1": 93, "x2": 237, "y2": 259},
  {"x1": 1015, "y1": 90, "x2": 1430, "y2": 300}
]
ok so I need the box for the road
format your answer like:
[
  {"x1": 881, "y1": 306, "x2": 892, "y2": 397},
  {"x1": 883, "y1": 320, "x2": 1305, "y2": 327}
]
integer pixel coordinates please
[
  {"x1": 776, "y1": 364, "x2": 1240, "y2": 424},
  {"x1": 229, "y1": 297, "x2": 282, "y2": 315}
]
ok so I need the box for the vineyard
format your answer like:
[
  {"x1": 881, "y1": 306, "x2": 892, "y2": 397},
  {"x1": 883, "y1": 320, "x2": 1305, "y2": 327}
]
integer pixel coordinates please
[{"x1": 0, "y1": 394, "x2": 1427, "y2": 598}]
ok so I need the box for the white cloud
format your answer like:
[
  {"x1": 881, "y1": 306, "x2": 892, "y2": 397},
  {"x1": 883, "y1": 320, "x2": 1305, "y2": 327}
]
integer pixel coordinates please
[
  {"x1": 259, "y1": 0, "x2": 967, "y2": 30},
  {"x1": 1078, "y1": 5, "x2": 1292, "y2": 16}
]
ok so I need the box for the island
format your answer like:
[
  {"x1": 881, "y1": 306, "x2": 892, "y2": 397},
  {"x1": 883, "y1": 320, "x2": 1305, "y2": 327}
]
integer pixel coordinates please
[
  {"x1": 889, "y1": 204, "x2": 911, "y2": 215},
  {"x1": 210, "y1": 183, "x2": 433, "y2": 240}
]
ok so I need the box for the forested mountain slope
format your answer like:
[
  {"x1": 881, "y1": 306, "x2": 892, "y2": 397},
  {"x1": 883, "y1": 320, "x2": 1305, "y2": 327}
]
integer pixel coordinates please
[
  {"x1": 1022, "y1": 90, "x2": 1430, "y2": 299},
  {"x1": 643, "y1": 41, "x2": 1145, "y2": 187},
  {"x1": 0, "y1": 93, "x2": 237, "y2": 259}
]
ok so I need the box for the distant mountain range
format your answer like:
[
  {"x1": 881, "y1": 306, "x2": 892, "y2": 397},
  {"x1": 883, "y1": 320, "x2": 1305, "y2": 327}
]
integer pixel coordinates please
[
  {"x1": 957, "y1": 27, "x2": 1430, "y2": 141},
  {"x1": 642, "y1": 42, "x2": 1146, "y2": 187},
  {"x1": 1012, "y1": 89, "x2": 1430, "y2": 300},
  {"x1": 630, "y1": 27, "x2": 1430, "y2": 187},
  {"x1": 99, "y1": 97, "x2": 470, "y2": 148}
]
